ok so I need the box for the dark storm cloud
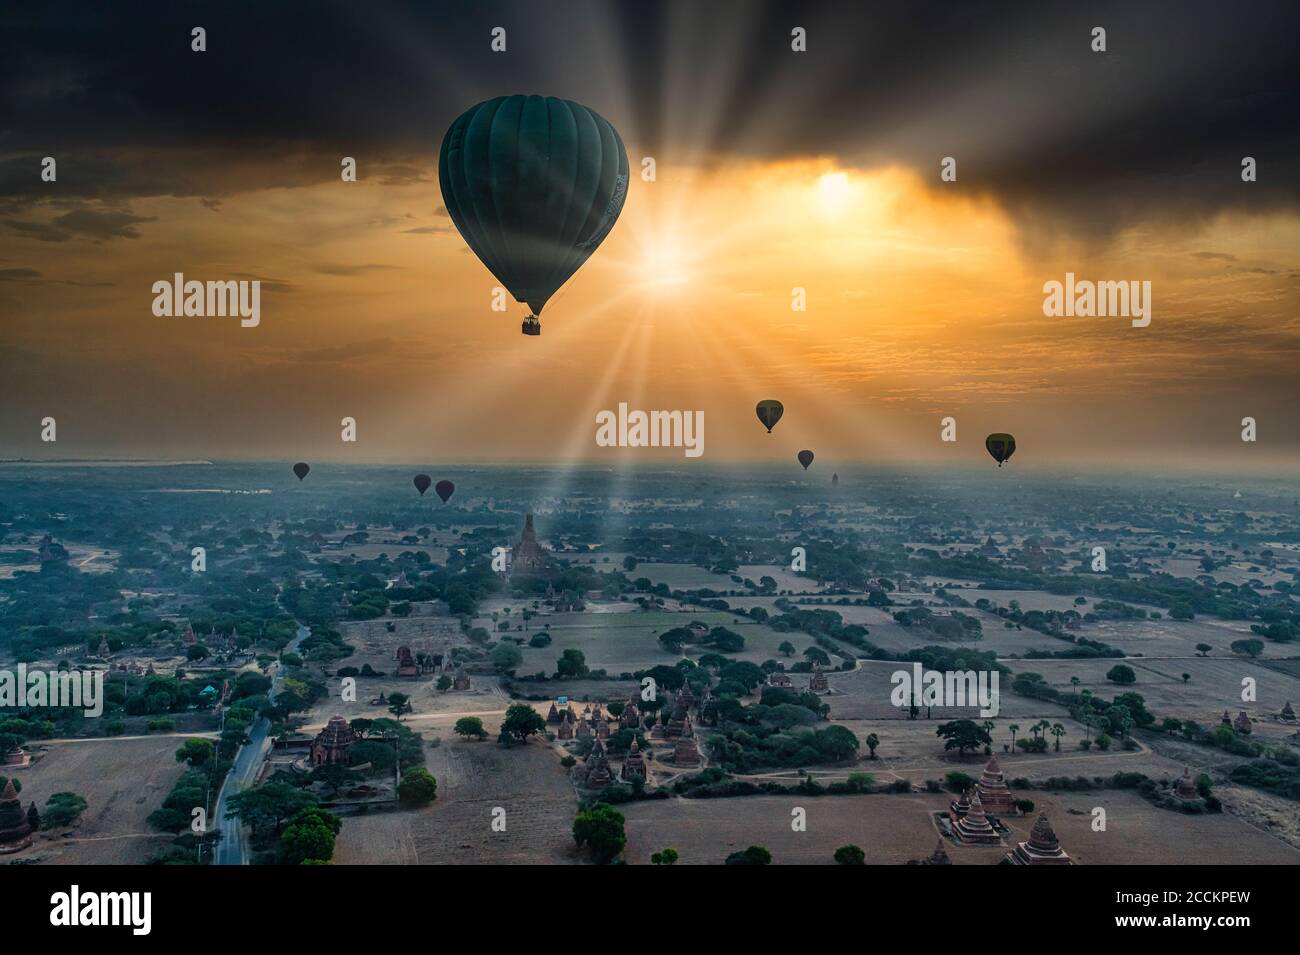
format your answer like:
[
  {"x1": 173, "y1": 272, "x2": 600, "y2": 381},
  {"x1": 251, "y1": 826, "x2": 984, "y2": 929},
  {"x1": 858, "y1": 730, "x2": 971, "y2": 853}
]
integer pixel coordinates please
[
  {"x1": 2, "y1": 0, "x2": 1297, "y2": 241},
  {"x1": 4, "y1": 206, "x2": 155, "y2": 241}
]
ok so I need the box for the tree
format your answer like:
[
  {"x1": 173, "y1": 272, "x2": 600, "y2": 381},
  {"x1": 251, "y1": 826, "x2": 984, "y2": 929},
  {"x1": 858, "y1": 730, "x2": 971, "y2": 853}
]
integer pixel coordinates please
[
  {"x1": 397, "y1": 767, "x2": 438, "y2": 805},
  {"x1": 650, "y1": 847, "x2": 679, "y2": 865},
  {"x1": 573, "y1": 803, "x2": 625, "y2": 863},
  {"x1": 388, "y1": 692, "x2": 412, "y2": 718},
  {"x1": 833, "y1": 844, "x2": 865, "y2": 865},
  {"x1": 778, "y1": 640, "x2": 796, "y2": 658},
  {"x1": 936, "y1": 720, "x2": 991, "y2": 755},
  {"x1": 1195, "y1": 644, "x2": 1212, "y2": 657},
  {"x1": 454, "y1": 716, "x2": 487, "y2": 740},
  {"x1": 42, "y1": 792, "x2": 88, "y2": 829},
  {"x1": 556, "y1": 648, "x2": 589, "y2": 679},
  {"x1": 501, "y1": 703, "x2": 546, "y2": 744},
  {"x1": 279, "y1": 808, "x2": 338, "y2": 864},
  {"x1": 436, "y1": 674, "x2": 453, "y2": 691},
  {"x1": 1008, "y1": 723, "x2": 1020, "y2": 750},
  {"x1": 725, "y1": 845, "x2": 772, "y2": 865},
  {"x1": 1050, "y1": 723, "x2": 1066, "y2": 751},
  {"x1": 1106, "y1": 664, "x2": 1137, "y2": 685},
  {"x1": 491, "y1": 641, "x2": 523, "y2": 673},
  {"x1": 174, "y1": 738, "x2": 214, "y2": 767},
  {"x1": 1182, "y1": 673, "x2": 1191, "y2": 683},
  {"x1": 1230, "y1": 639, "x2": 1264, "y2": 659},
  {"x1": 186, "y1": 644, "x2": 209, "y2": 662},
  {"x1": 865, "y1": 733, "x2": 879, "y2": 758},
  {"x1": 226, "y1": 783, "x2": 317, "y2": 842}
]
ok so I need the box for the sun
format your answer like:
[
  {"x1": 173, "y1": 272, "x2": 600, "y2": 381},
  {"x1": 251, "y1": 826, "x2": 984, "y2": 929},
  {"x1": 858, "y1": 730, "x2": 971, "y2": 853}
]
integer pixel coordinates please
[{"x1": 815, "y1": 170, "x2": 857, "y2": 217}]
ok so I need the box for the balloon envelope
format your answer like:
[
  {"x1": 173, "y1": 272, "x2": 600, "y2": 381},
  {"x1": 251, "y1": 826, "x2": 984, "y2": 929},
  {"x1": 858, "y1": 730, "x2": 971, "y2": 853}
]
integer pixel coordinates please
[
  {"x1": 797, "y1": 450, "x2": 814, "y2": 470},
  {"x1": 439, "y1": 95, "x2": 629, "y2": 319},
  {"x1": 413, "y1": 474, "x2": 432, "y2": 496},
  {"x1": 755, "y1": 399, "x2": 784, "y2": 433},
  {"x1": 985, "y1": 433, "x2": 1017, "y2": 467},
  {"x1": 292, "y1": 462, "x2": 310, "y2": 481},
  {"x1": 435, "y1": 480, "x2": 455, "y2": 503}
]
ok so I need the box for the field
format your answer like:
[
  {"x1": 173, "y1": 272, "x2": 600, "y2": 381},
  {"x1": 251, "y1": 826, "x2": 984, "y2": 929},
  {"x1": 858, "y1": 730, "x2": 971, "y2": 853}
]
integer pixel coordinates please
[
  {"x1": 3, "y1": 736, "x2": 185, "y2": 865},
  {"x1": 620, "y1": 789, "x2": 1300, "y2": 865},
  {"x1": 510, "y1": 608, "x2": 819, "y2": 675},
  {"x1": 333, "y1": 724, "x2": 579, "y2": 864}
]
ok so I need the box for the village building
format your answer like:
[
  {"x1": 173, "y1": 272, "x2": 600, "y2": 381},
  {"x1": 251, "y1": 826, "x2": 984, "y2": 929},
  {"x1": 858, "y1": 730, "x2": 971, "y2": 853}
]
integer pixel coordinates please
[
  {"x1": 767, "y1": 671, "x2": 793, "y2": 688},
  {"x1": 311, "y1": 716, "x2": 359, "y2": 767},
  {"x1": 395, "y1": 646, "x2": 419, "y2": 677},
  {"x1": 1007, "y1": 813, "x2": 1072, "y2": 865}
]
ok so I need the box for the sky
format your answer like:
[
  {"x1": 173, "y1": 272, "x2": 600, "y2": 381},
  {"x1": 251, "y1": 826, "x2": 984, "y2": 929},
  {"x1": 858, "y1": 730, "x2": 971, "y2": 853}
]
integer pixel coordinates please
[{"x1": 1, "y1": 0, "x2": 1298, "y2": 471}]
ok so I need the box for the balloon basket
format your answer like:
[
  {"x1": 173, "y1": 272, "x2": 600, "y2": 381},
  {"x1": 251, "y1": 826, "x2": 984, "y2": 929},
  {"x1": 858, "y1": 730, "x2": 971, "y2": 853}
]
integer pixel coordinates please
[{"x1": 522, "y1": 315, "x2": 541, "y2": 336}]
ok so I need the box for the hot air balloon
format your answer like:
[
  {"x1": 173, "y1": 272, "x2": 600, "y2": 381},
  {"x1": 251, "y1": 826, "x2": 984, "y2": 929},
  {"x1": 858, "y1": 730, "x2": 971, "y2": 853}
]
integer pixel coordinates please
[
  {"x1": 292, "y1": 462, "x2": 310, "y2": 481},
  {"x1": 797, "y1": 450, "x2": 814, "y2": 470},
  {"x1": 435, "y1": 480, "x2": 455, "y2": 503},
  {"x1": 413, "y1": 474, "x2": 432, "y2": 496},
  {"x1": 755, "y1": 399, "x2": 784, "y2": 433},
  {"x1": 439, "y1": 95, "x2": 629, "y2": 336},
  {"x1": 985, "y1": 433, "x2": 1016, "y2": 467},
  {"x1": 832, "y1": 473, "x2": 839, "y2": 487}
]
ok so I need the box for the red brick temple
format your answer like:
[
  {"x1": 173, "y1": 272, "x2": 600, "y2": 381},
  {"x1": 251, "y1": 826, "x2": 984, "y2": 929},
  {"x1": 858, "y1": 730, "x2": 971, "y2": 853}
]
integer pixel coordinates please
[
  {"x1": 975, "y1": 755, "x2": 1015, "y2": 815},
  {"x1": 0, "y1": 778, "x2": 33, "y2": 854},
  {"x1": 310, "y1": 716, "x2": 359, "y2": 767},
  {"x1": 1007, "y1": 813, "x2": 1072, "y2": 864},
  {"x1": 953, "y1": 792, "x2": 1001, "y2": 845}
]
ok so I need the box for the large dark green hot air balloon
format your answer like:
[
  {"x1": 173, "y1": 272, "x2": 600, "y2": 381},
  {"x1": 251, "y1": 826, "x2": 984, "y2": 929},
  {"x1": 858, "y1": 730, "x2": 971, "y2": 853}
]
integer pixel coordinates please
[
  {"x1": 755, "y1": 400, "x2": 784, "y2": 433},
  {"x1": 439, "y1": 95, "x2": 629, "y2": 336},
  {"x1": 985, "y1": 433, "x2": 1016, "y2": 467}
]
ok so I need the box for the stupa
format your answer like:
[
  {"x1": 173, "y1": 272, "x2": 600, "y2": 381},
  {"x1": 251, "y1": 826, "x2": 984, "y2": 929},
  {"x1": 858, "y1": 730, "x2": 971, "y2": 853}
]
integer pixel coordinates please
[
  {"x1": 949, "y1": 787, "x2": 973, "y2": 820},
  {"x1": 619, "y1": 699, "x2": 640, "y2": 730},
  {"x1": 975, "y1": 756, "x2": 1015, "y2": 815},
  {"x1": 310, "y1": 716, "x2": 358, "y2": 766},
  {"x1": 1007, "y1": 813, "x2": 1072, "y2": 865},
  {"x1": 585, "y1": 738, "x2": 613, "y2": 789},
  {"x1": 453, "y1": 667, "x2": 471, "y2": 691},
  {"x1": 666, "y1": 702, "x2": 690, "y2": 738},
  {"x1": 511, "y1": 513, "x2": 551, "y2": 576},
  {"x1": 671, "y1": 735, "x2": 701, "y2": 766},
  {"x1": 576, "y1": 718, "x2": 592, "y2": 739},
  {"x1": 1282, "y1": 701, "x2": 1296, "y2": 722},
  {"x1": 395, "y1": 646, "x2": 419, "y2": 677},
  {"x1": 1234, "y1": 710, "x2": 1252, "y2": 734},
  {"x1": 0, "y1": 778, "x2": 33, "y2": 854},
  {"x1": 809, "y1": 665, "x2": 829, "y2": 693},
  {"x1": 1174, "y1": 766, "x2": 1199, "y2": 799},
  {"x1": 620, "y1": 739, "x2": 647, "y2": 783},
  {"x1": 953, "y1": 792, "x2": 1001, "y2": 845},
  {"x1": 557, "y1": 712, "x2": 574, "y2": 740},
  {"x1": 923, "y1": 839, "x2": 951, "y2": 865},
  {"x1": 546, "y1": 703, "x2": 561, "y2": 724}
]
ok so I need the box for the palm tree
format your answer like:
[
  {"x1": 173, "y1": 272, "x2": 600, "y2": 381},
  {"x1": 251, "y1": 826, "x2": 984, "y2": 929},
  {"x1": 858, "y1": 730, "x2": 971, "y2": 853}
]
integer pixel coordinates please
[
  {"x1": 1050, "y1": 723, "x2": 1066, "y2": 751},
  {"x1": 1009, "y1": 723, "x2": 1020, "y2": 750},
  {"x1": 865, "y1": 733, "x2": 879, "y2": 759},
  {"x1": 1070, "y1": 676, "x2": 1081, "y2": 692}
]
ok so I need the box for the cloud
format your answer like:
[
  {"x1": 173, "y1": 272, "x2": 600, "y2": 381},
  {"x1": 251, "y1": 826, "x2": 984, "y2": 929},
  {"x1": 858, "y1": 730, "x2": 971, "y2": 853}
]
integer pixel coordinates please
[
  {"x1": 311, "y1": 263, "x2": 403, "y2": 276},
  {"x1": 4, "y1": 206, "x2": 155, "y2": 242}
]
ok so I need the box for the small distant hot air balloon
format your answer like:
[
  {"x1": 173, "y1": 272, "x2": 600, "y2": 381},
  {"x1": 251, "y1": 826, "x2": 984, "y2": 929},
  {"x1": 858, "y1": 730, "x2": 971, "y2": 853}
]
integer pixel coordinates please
[
  {"x1": 292, "y1": 462, "x2": 310, "y2": 481},
  {"x1": 832, "y1": 473, "x2": 839, "y2": 487},
  {"x1": 413, "y1": 474, "x2": 432, "y2": 496},
  {"x1": 435, "y1": 480, "x2": 455, "y2": 503},
  {"x1": 755, "y1": 400, "x2": 784, "y2": 433},
  {"x1": 985, "y1": 433, "x2": 1017, "y2": 467},
  {"x1": 797, "y1": 450, "x2": 814, "y2": 470}
]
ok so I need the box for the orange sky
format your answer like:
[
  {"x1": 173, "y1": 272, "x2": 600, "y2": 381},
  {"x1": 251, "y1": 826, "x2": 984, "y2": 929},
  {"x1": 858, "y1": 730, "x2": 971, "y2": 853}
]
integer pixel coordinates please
[{"x1": 3, "y1": 155, "x2": 1299, "y2": 471}]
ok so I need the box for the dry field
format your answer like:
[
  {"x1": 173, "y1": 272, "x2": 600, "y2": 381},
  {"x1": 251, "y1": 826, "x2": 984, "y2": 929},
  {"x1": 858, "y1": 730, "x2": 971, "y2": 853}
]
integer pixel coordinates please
[
  {"x1": 2, "y1": 736, "x2": 185, "y2": 865},
  {"x1": 333, "y1": 724, "x2": 580, "y2": 865},
  {"x1": 620, "y1": 789, "x2": 1300, "y2": 865}
]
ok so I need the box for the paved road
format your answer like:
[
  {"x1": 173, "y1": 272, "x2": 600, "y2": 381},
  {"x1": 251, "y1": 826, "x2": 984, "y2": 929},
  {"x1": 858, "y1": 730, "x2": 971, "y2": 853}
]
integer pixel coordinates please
[{"x1": 213, "y1": 622, "x2": 309, "y2": 865}]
